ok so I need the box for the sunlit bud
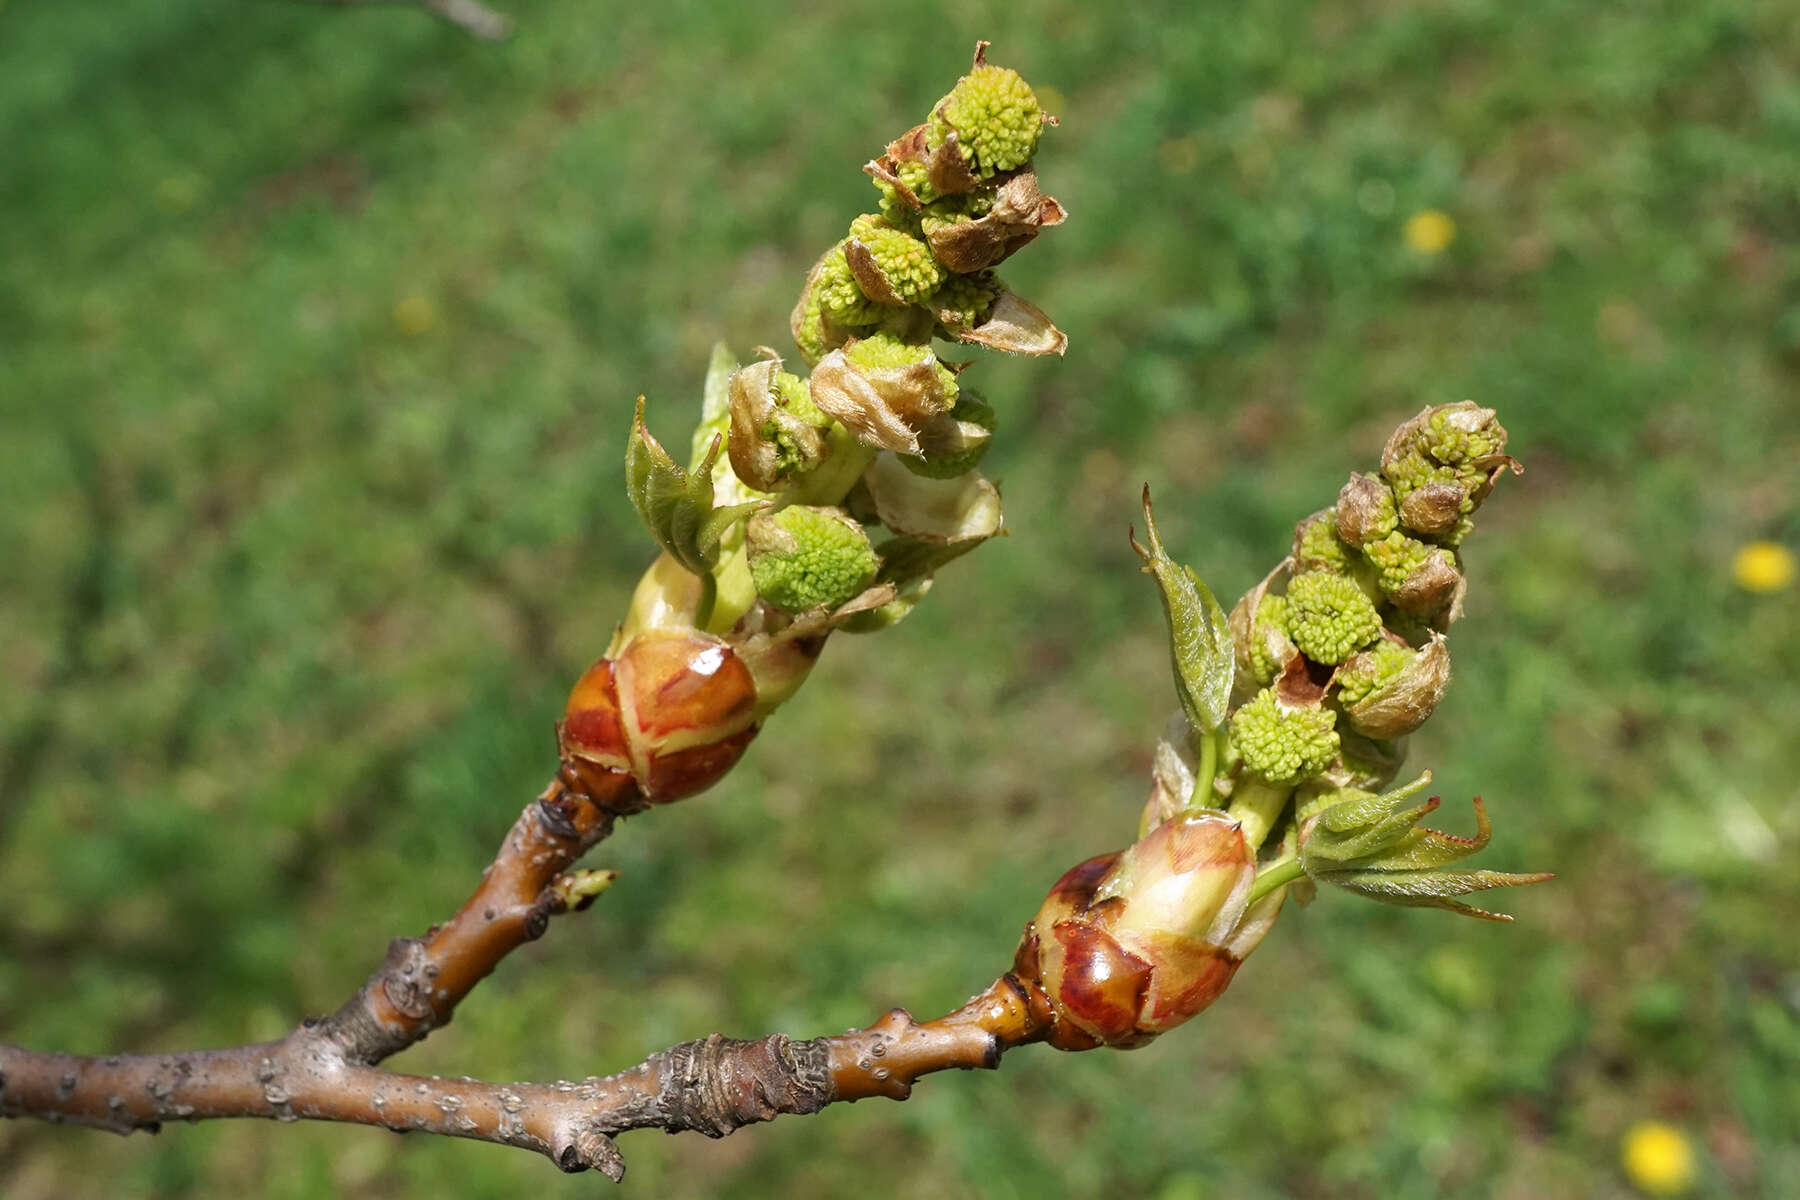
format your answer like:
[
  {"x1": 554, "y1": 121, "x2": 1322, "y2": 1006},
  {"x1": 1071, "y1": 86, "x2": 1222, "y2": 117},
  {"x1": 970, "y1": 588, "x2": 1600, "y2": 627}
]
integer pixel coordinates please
[
  {"x1": 1284, "y1": 570, "x2": 1382, "y2": 665},
  {"x1": 1360, "y1": 530, "x2": 1464, "y2": 617},
  {"x1": 807, "y1": 334, "x2": 960, "y2": 455},
  {"x1": 900, "y1": 391, "x2": 996, "y2": 479},
  {"x1": 558, "y1": 629, "x2": 759, "y2": 812},
  {"x1": 921, "y1": 169, "x2": 1066, "y2": 274},
  {"x1": 745, "y1": 506, "x2": 880, "y2": 614},
  {"x1": 1015, "y1": 812, "x2": 1271, "y2": 1050},
  {"x1": 1292, "y1": 509, "x2": 1351, "y2": 574},
  {"x1": 1230, "y1": 689, "x2": 1340, "y2": 787},
  {"x1": 926, "y1": 47, "x2": 1048, "y2": 180},
  {"x1": 844, "y1": 214, "x2": 946, "y2": 307},
  {"x1": 1334, "y1": 472, "x2": 1399, "y2": 547},
  {"x1": 726, "y1": 358, "x2": 831, "y2": 493},
  {"x1": 1337, "y1": 634, "x2": 1451, "y2": 739}
]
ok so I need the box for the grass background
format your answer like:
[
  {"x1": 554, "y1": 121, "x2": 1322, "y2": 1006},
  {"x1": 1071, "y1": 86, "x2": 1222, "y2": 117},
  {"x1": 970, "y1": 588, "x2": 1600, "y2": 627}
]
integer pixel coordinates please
[{"x1": 2, "y1": 0, "x2": 1797, "y2": 1195}]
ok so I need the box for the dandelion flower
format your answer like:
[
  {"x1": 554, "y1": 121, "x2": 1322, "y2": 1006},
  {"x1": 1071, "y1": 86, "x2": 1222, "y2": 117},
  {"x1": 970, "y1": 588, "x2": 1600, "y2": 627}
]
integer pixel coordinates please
[
  {"x1": 1621, "y1": 1120, "x2": 1695, "y2": 1196},
  {"x1": 393, "y1": 294, "x2": 437, "y2": 337},
  {"x1": 1732, "y1": 540, "x2": 1796, "y2": 594},
  {"x1": 1404, "y1": 209, "x2": 1456, "y2": 255}
]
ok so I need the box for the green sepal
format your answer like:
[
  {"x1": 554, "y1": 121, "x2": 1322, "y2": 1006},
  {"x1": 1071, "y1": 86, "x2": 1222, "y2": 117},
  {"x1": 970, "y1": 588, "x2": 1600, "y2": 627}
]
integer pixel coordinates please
[
  {"x1": 1300, "y1": 772, "x2": 1552, "y2": 921},
  {"x1": 1130, "y1": 486, "x2": 1235, "y2": 733},
  {"x1": 626, "y1": 396, "x2": 762, "y2": 576},
  {"x1": 841, "y1": 534, "x2": 983, "y2": 633}
]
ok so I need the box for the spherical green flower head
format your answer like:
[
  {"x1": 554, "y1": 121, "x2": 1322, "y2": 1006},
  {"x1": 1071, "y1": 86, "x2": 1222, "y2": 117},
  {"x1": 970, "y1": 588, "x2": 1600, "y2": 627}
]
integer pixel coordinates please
[
  {"x1": 747, "y1": 506, "x2": 880, "y2": 613},
  {"x1": 901, "y1": 392, "x2": 996, "y2": 479},
  {"x1": 816, "y1": 243, "x2": 886, "y2": 327},
  {"x1": 848, "y1": 215, "x2": 945, "y2": 305},
  {"x1": 928, "y1": 64, "x2": 1044, "y2": 178},
  {"x1": 926, "y1": 271, "x2": 999, "y2": 332},
  {"x1": 1360, "y1": 529, "x2": 1435, "y2": 597},
  {"x1": 1295, "y1": 510, "x2": 1351, "y2": 574},
  {"x1": 844, "y1": 331, "x2": 960, "y2": 404},
  {"x1": 1247, "y1": 593, "x2": 1291, "y2": 686},
  {"x1": 1419, "y1": 405, "x2": 1505, "y2": 465},
  {"x1": 1285, "y1": 570, "x2": 1382, "y2": 665},
  {"x1": 1333, "y1": 638, "x2": 1412, "y2": 706},
  {"x1": 1230, "y1": 690, "x2": 1340, "y2": 787}
]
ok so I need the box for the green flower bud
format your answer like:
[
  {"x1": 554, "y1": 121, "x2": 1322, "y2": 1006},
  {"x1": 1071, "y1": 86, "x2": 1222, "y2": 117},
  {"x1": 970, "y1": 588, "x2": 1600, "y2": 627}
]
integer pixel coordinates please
[
  {"x1": 746, "y1": 506, "x2": 880, "y2": 613},
  {"x1": 1246, "y1": 593, "x2": 1297, "y2": 686},
  {"x1": 1339, "y1": 634, "x2": 1451, "y2": 739},
  {"x1": 1284, "y1": 570, "x2": 1382, "y2": 665},
  {"x1": 1360, "y1": 529, "x2": 1434, "y2": 595},
  {"x1": 807, "y1": 334, "x2": 959, "y2": 456},
  {"x1": 918, "y1": 190, "x2": 997, "y2": 238},
  {"x1": 727, "y1": 359, "x2": 832, "y2": 493},
  {"x1": 924, "y1": 271, "x2": 1000, "y2": 335},
  {"x1": 1334, "y1": 472, "x2": 1398, "y2": 547},
  {"x1": 928, "y1": 59, "x2": 1045, "y2": 178},
  {"x1": 1230, "y1": 689, "x2": 1340, "y2": 787},
  {"x1": 845, "y1": 214, "x2": 946, "y2": 306},
  {"x1": 900, "y1": 391, "x2": 995, "y2": 479},
  {"x1": 1292, "y1": 509, "x2": 1351, "y2": 574},
  {"x1": 1333, "y1": 638, "x2": 1412, "y2": 707},
  {"x1": 815, "y1": 242, "x2": 887, "y2": 327}
]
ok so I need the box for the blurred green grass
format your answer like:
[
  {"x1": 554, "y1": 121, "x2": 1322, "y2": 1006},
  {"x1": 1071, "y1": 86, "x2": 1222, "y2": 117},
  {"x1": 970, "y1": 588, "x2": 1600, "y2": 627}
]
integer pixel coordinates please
[{"x1": 2, "y1": 0, "x2": 1797, "y2": 1196}]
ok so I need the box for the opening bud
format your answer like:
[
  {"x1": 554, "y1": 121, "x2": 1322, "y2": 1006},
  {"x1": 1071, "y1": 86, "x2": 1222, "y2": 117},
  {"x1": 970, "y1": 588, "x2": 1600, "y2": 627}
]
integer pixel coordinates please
[
  {"x1": 1017, "y1": 812, "x2": 1264, "y2": 1050},
  {"x1": 558, "y1": 629, "x2": 759, "y2": 812},
  {"x1": 745, "y1": 506, "x2": 880, "y2": 614}
]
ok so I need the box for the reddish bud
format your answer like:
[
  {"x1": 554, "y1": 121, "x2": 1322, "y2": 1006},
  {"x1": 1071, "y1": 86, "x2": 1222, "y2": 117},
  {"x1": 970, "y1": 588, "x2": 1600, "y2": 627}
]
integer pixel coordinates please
[
  {"x1": 558, "y1": 629, "x2": 759, "y2": 812},
  {"x1": 1016, "y1": 812, "x2": 1268, "y2": 1050}
]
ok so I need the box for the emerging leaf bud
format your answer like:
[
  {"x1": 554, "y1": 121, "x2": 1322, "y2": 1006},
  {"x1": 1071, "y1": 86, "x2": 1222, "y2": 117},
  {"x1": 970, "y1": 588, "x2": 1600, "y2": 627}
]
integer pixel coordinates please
[
  {"x1": 558, "y1": 629, "x2": 759, "y2": 812},
  {"x1": 1015, "y1": 812, "x2": 1272, "y2": 1050},
  {"x1": 1337, "y1": 634, "x2": 1451, "y2": 739},
  {"x1": 1230, "y1": 689, "x2": 1340, "y2": 786},
  {"x1": 746, "y1": 506, "x2": 880, "y2": 613},
  {"x1": 1284, "y1": 570, "x2": 1382, "y2": 665}
]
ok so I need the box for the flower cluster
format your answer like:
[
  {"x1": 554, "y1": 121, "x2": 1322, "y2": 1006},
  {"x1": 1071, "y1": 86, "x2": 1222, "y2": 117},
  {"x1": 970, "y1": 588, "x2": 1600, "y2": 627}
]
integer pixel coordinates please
[{"x1": 563, "y1": 48, "x2": 1067, "y2": 810}]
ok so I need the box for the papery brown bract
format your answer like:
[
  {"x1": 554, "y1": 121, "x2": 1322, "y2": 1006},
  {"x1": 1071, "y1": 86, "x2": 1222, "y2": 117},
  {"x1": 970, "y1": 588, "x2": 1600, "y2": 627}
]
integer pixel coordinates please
[{"x1": 558, "y1": 628, "x2": 759, "y2": 813}]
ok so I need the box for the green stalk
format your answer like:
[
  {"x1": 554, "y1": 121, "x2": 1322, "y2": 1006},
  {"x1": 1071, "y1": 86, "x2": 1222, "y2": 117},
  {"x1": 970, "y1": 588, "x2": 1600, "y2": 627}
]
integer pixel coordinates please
[
  {"x1": 1247, "y1": 857, "x2": 1306, "y2": 906},
  {"x1": 1227, "y1": 777, "x2": 1292, "y2": 854},
  {"x1": 1187, "y1": 725, "x2": 1221, "y2": 811}
]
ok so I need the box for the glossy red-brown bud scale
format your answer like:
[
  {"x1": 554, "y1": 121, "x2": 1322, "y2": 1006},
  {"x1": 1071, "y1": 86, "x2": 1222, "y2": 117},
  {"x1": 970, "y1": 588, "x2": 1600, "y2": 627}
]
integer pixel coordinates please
[
  {"x1": 557, "y1": 629, "x2": 759, "y2": 813},
  {"x1": 1014, "y1": 812, "x2": 1260, "y2": 1051}
]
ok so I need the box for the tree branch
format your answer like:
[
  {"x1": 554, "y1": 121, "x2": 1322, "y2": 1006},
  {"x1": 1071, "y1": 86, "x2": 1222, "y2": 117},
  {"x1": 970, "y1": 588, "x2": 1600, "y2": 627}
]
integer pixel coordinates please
[
  {"x1": 289, "y1": 0, "x2": 513, "y2": 41},
  {"x1": 0, "y1": 977, "x2": 1051, "y2": 1180},
  {"x1": 323, "y1": 774, "x2": 619, "y2": 1064}
]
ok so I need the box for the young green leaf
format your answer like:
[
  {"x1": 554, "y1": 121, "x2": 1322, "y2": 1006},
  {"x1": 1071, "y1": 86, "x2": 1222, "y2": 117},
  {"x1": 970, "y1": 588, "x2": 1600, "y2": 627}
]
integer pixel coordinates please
[
  {"x1": 1131, "y1": 486, "x2": 1235, "y2": 733},
  {"x1": 625, "y1": 396, "x2": 761, "y2": 576}
]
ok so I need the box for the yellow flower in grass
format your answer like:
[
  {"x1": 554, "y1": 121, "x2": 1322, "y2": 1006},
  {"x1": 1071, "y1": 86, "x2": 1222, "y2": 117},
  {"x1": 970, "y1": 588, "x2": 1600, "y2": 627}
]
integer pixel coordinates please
[
  {"x1": 1404, "y1": 209, "x2": 1456, "y2": 255},
  {"x1": 393, "y1": 294, "x2": 437, "y2": 337},
  {"x1": 1732, "y1": 540, "x2": 1796, "y2": 594},
  {"x1": 1621, "y1": 1120, "x2": 1695, "y2": 1196}
]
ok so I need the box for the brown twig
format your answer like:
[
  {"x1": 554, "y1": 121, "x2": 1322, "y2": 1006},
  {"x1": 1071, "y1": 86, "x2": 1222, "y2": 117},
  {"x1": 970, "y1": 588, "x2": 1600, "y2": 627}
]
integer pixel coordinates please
[
  {"x1": 290, "y1": 0, "x2": 513, "y2": 41},
  {"x1": 0, "y1": 977, "x2": 1051, "y2": 1180}
]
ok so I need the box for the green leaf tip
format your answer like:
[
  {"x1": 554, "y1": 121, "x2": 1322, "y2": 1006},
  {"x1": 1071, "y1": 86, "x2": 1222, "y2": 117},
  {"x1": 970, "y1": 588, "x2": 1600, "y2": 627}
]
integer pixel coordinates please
[
  {"x1": 625, "y1": 395, "x2": 762, "y2": 576},
  {"x1": 1301, "y1": 773, "x2": 1553, "y2": 920},
  {"x1": 1130, "y1": 485, "x2": 1235, "y2": 734}
]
